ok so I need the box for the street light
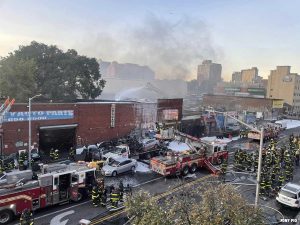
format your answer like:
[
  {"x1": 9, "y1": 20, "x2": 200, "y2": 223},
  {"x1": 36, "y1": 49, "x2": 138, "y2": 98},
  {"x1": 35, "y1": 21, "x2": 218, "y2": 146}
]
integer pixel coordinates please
[
  {"x1": 206, "y1": 108, "x2": 264, "y2": 208},
  {"x1": 28, "y1": 94, "x2": 42, "y2": 169}
]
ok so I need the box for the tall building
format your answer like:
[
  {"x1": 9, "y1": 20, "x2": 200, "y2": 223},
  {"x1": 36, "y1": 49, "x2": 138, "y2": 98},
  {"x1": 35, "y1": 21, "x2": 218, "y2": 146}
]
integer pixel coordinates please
[
  {"x1": 241, "y1": 67, "x2": 258, "y2": 83},
  {"x1": 99, "y1": 60, "x2": 155, "y2": 80},
  {"x1": 232, "y1": 67, "x2": 260, "y2": 84},
  {"x1": 267, "y1": 66, "x2": 300, "y2": 112},
  {"x1": 197, "y1": 60, "x2": 222, "y2": 93},
  {"x1": 232, "y1": 72, "x2": 242, "y2": 83}
]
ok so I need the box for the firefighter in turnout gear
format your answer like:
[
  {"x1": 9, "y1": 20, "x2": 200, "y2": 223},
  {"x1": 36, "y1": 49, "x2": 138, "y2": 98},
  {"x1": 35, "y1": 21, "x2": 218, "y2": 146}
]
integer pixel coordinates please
[
  {"x1": 119, "y1": 180, "x2": 124, "y2": 202},
  {"x1": 54, "y1": 149, "x2": 59, "y2": 160},
  {"x1": 20, "y1": 209, "x2": 34, "y2": 225},
  {"x1": 69, "y1": 147, "x2": 75, "y2": 161},
  {"x1": 110, "y1": 189, "x2": 120, "y2": 208},
  {"x1": 92, "y1": 185, "x2": 100, "y2": 207},
  {"x1": 50, "y1": 148, "x2": 55, "y2": 161},
  {"x1": 0, "y1": 160, "x2": 3, "y2": 174},
  {"x1": 19, "y1": 152, "x2": 26, "y2": 170},
  {"x1": 101, "y1": 188, "x2": 107, "y2": 206}
]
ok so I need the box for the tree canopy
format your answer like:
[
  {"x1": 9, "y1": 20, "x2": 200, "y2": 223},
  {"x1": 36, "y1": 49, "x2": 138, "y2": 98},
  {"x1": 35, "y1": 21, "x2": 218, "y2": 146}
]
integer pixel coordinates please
[
  {"x1": 0, "y1": 41, "x2": 106, "y2": 102},
  {"x1": 126, "y1": 183, "x2": 264, "y2": 225}
]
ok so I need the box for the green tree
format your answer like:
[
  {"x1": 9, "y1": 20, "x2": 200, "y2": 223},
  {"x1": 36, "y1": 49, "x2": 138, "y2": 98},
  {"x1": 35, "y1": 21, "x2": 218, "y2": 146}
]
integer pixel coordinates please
[
  {"x1": 0, "y1": 56, "x2": 37, "y2": 101},
  {"x1": 0, "y1": 41, "x2": 105, "y2": 102},
  {"x1": 126, "y1": 184, "x2": 264, "y2": 225}
]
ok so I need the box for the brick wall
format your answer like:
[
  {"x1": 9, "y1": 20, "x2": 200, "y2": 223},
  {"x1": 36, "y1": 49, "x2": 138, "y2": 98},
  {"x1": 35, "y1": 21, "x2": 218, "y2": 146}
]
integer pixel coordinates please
[
  {"x1": 157, "y1": 98, "x2": 183, "y2": 122},
  {"x1": 1, "y1": 102, "x2": 136, "y2": 155}
]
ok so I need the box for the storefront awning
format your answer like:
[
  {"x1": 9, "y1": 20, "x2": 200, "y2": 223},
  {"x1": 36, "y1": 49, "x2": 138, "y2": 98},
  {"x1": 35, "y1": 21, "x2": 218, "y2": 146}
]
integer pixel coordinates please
[{"x1": 39, "y1": 124, "x2": 78, "y2": 130}]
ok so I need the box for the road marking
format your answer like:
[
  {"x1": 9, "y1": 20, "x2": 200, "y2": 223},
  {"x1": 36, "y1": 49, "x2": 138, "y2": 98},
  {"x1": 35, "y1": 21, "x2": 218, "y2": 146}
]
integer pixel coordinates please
[
  {"x1": 12, "y1": 176, "x2": 165, "y2": 224},
  {"x1": 132, "y1": 176, "x2": 164, "y2": 188},
  {"x1": 50, "y1": 210, "x2": 75, "y2": 225}
]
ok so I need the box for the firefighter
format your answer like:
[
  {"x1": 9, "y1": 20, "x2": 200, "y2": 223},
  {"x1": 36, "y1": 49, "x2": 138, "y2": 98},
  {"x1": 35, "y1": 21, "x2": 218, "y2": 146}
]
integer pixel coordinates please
[
  {"x1": 69, "y1": 147, "x2": 75, "y2": 161},
  {"x1": 259, "y1": 177, "x2": 266, "y2": 196},
  {"x1": 54, "y1": 149, "x2": 59, "y2": 160},
  {"x1": 0, "y1": 159, "x2": 3, "y2": 174},
  {"x1": 50, "y1": 148, "x2": 55, "y2": 161},
  {"x1": 91, "y1": 185, "x2": 100, "y2": 207},
  {"x1": 295, "y1": 148, "x2": 300, "y2": 166},
  {"x1": 19, "y1": 152, "x2": 26, "y2": 170},
  {"x1": 125, "y1": 184, "x2": 132, "y2": 196},
  {"x1": 119, "y1": 180, "x2": 124, "y2": 202},
  {"x1": 20, "y1": 209, "x2": 34, "y2": 225},
  {"x1": 278, "y1": 171, "x2": 285, "y2": 189},
  {"x1": 110, "y1": 188, "x2": 120, "y2": 209},
  {"x1": 101, "y1": 188, "x2": 107, "y2": 206}
]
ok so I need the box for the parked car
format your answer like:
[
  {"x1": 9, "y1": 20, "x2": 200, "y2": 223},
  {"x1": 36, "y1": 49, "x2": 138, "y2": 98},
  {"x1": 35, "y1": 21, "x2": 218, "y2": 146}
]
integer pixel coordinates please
[
  {"x1": 276, "y1": 182, "x2": 300, "y2": 208},
  {"x1": 101, "y1": 157, "x2": 137, "y2": 176},
  {"x1": 101, "y1": 144, "x2": 130, "y2": 161},
  {"x1": 140, "y1": 138, "x2": 159, "y2": 151}
]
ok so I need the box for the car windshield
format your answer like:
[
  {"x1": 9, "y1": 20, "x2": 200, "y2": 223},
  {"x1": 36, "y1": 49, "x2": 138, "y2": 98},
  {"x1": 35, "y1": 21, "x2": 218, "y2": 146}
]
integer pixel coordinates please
[
  {"x1": 108, "y1": 159, "x2": 120, "y2": 167},
  {"x1": 280, "y1": 190, "x2": 298, "y2": 199}
]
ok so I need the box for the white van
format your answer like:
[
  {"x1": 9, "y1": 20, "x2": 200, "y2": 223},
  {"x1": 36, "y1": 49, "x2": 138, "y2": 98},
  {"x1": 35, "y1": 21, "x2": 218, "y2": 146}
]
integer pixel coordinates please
[{"x1": 276, "y1": 183, "x2": 300, "y2": 208}]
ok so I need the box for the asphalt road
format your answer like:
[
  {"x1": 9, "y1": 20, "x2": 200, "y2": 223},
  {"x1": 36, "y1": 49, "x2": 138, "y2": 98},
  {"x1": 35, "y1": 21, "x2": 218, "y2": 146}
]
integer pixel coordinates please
[{"x1": 8, "y1": 126, "x2": 300, "y2": 225}]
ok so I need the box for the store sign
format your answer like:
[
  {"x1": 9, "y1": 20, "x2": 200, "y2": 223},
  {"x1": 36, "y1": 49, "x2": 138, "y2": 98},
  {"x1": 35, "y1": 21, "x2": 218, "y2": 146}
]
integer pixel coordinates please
[
  {"x1": 4, "y1": 110, "x2": 74, "y2": 122},
  {"x1": 247, "y1": 88, "x2": 265, "y2": 93},
  {"x1": 272, "y1": 100, "x2": 284, "y2": 109},
  {"x1": 162, "y1": 109, "x2": 179, "y2": 121},
  {"x1": 111, "y1": 104, "x2": 116, "y2": 128},
  {"x1": 224, "y1": 87, "x2": 241, "y2": 92}
]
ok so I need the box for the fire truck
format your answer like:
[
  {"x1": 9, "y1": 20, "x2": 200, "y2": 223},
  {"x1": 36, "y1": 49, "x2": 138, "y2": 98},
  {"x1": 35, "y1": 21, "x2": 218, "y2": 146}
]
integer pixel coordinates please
[
  {"x1": 247, "y1": 128, "x2": 278, "y2": 141},
  {"x1": 0, "y1": 162, "x2": 96, "y2": 224},
  {"x1": 150, "y1": 138, "x2": 228, "y2": 176}
]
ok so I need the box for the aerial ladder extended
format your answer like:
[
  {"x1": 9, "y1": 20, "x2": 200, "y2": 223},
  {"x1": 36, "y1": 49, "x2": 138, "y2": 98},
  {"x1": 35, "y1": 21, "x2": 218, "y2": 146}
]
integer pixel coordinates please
[{"x1": 0, "y1": 97, "x2": 15, "y2": 125}]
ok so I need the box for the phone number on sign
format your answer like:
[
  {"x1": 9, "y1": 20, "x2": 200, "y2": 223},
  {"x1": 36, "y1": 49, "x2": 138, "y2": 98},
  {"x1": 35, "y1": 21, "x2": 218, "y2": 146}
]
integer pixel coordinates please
[{"x1": 280, "y1": 219, "x2": 298, "y2": 223}]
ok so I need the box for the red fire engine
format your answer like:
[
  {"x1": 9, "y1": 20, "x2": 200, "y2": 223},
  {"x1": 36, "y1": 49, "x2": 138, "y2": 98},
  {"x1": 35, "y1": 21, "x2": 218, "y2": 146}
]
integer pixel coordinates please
[
  {"x1": 0, "y1": 162, "x2": 96, "y2": 224},
  {"x1": 150, "y1": 141, "x2": 228, "y2": 176}
]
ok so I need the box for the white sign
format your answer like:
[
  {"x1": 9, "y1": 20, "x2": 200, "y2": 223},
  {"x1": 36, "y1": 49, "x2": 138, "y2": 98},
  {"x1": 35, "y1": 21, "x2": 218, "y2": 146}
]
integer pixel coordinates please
[{"x1": 111, "y1": 104, "x2": 116, "y2": 128}]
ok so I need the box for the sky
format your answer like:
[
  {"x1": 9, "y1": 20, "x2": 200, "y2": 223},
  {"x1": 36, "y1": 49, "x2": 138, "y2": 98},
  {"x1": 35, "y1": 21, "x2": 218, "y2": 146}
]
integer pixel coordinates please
[{"x1": 0, "y1": 0, "x2": 299, "y2": 80}]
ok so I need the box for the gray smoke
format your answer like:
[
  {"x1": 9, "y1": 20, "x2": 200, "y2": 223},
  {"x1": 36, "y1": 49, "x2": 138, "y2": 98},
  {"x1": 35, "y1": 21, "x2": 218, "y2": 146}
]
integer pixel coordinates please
[{"x1": 77, "y1": 14, "x2": 222, "y2": 80}]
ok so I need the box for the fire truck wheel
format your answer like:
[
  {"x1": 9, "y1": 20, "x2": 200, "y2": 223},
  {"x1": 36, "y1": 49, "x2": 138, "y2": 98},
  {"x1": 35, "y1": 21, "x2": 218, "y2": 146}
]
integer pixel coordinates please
[
  {"x1": 0, "y1": 210, "x2": 13, "y2": 224},
  {"x1": 74, "y1": 192, "x2": 83, "y2": 202},
  {"x1": 218, "y1": 157, "x2": 224, "y2": 165},
  {"x1": 189, "y1": 164, "x2": 197, "y2": 173},
  {"x1": 112, "y1": 171, "x2": 117, "y2": 177},
  {"x1": 182, "y1": 166, "x2": 189, "y2": 176}
]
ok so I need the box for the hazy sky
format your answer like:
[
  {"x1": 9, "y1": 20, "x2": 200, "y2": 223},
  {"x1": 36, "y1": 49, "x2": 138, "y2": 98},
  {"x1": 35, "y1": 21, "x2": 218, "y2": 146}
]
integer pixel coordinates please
[{"x1": 0, "y1": 0, "x2": 299, "y2": 80}]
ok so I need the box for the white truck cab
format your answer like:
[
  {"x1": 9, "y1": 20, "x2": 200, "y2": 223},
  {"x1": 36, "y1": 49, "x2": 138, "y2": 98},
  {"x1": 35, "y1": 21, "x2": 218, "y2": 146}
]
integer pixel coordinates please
[{"x1": 276, "y1": 183, "x2": 300, "y2": 208}]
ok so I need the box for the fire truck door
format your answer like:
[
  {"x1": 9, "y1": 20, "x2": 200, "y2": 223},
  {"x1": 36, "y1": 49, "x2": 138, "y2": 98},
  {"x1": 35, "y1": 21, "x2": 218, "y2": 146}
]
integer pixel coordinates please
[
  {"x1": 70, "y1": 174, "x2": 79, "y2": 201},
  {"x1": 52, "y1": 175, "x2": 60, "y2": 204}
]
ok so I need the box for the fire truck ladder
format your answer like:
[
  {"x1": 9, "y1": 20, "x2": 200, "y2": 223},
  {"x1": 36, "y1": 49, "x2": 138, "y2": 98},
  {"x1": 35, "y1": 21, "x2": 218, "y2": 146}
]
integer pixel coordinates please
[
  {"x1": 0, "y1": 98, "x2": 15, "y2": 125},
  {"x1": 203, "y1": 159, "x2": 220, "y2": 175}
]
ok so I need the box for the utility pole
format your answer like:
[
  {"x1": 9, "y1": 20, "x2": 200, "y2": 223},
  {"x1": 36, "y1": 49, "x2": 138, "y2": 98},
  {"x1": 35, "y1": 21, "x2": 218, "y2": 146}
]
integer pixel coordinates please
[
  {"x1": 206, "y1": 108, "x2": 264, "y2": 208},
  {"x1": 28, "y1": 94, "x2": 41, "y2": 169}
]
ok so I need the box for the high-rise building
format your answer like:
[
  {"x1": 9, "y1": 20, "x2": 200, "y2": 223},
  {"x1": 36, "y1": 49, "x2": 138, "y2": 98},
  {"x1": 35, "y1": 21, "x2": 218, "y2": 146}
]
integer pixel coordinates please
[
  {"x1": 232, "y1": 67, "x2": 260, "y2": 84},
  {"x1": 267, "y1": 66, "x2": 300, "y2": 112},
  {"x1": 241, "y1": 67, "x2": 258, "y2": 83},
  {"x1": 197, "y1": 60, "x2": 222, "y2": 93},
  {"x1": 232, "y1": 72, "x2": 242, "y2": 83}
]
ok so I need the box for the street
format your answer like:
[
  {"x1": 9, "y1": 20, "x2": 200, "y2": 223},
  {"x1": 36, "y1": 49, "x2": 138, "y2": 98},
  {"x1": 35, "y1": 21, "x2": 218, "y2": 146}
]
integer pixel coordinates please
[{"x1": 7, "y1": 126, "x2": 300, "y2": 225}]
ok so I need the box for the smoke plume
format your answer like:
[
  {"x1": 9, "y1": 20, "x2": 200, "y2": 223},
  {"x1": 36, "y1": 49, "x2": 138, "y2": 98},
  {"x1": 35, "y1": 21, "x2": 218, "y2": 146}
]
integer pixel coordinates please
[{"x1": 77, "y1": 14, "x2": 222, "y2": 80}]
